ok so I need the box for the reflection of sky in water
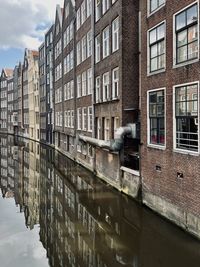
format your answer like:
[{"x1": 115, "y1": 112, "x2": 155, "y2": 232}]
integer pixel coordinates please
[{"x1": 0, "y1": 194, "x2": 49, "y2": 267}]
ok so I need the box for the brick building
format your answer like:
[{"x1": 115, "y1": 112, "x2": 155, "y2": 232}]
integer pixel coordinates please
[
  {"x1": 7, "y1": 76, "x2": 14, "y2": 134},
  {"x1": 140, "y1": 0, "x2": 200, "y2": 237}
]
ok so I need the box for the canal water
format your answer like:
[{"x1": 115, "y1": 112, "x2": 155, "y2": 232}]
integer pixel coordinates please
[{"x1": 1, "y1": 135, "x2": 200, "y2": 267}]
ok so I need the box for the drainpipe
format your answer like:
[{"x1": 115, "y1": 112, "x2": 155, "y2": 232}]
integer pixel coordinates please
[{"x1": 79, "y1": 123, "x2": 138, "y2": 152}]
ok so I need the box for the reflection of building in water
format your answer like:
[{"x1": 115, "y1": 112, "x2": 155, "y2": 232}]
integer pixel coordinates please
[{"x1": 0, "y1": 135, "x2": 8, "y2": 197}]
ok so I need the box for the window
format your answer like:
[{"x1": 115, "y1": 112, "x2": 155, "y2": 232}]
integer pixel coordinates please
[
  {"x1": 82, "y1": 72, "x2": 87, "y2": 96},
  {"x1": 95, "y1": 35, "x2": 101, "y2": 63},
  {"x1": 87, "y1": 68, "x2": 92, "y2": 95},
  {"x1": 112, "y1": 67, "x2": 119, "y2": 99},
  {"x1": 88, "y1": 107, "x2": 93, "y2": 132},
  {"x1": 77, "y1": 108, "x2": 82, "y2": 130},
  {"x1": 149, "y1": 0, "x2": 165, "y2": 14},
  {"x1": 103, "y1": 72, "x2": 110, "y2": 101},
  {"x1": 149, "y1": 22, "x2": 165, "y2": 73},
  {"x1": 82, "y1": 36, "x2": 87, "y2": 61},
  {"x1": 95, "y1": 76, "x2": 101, "y2": 103},
  {"x1": 102, "y1": 0, "x2": 109, "y2": 14},
  {"x1": 87, "y1": 0, "x2": 92, "y2": 17},
  {"x1": 103, "y1": 27, "x2": 110, "y2": 58},
  {"x1": 82, "y1": 107, "x2": 87, "y2": 131},
  {"x1": 77, "y1": 42, "x2": 81, "y2": 65},
  {"x1": 96, "y1": 117, "x2": 101, "y2": 139},
  {"x1": 112, "y1": 17, "x2": 119, "y2": 52},
  {"x1": 77, "y1": 75, "x2": 81, "y2": 97},
  {"x1": 104, "y1": 118, "x2": 110, "y2": 141},
  {"x1": 95, "y1": 0, "x2": 101, "y2": 21},
  {"x1": 71, "y1": 110, "x2": 74, "y2": 128},
  {"x1": 175, "y1": 83, "x2": 198, "y2": 152},
  {"x1": 148, "y1": 89, "x2": 165, "y2": 146},
  {"x1": 81, "y1": 1, "x2": 86, "y2": 25},
  {"x1": 77, "y1": 8, "x2": 81, "y2": 30},
  {"x1": 87, "y1": 30, "x2": 92, "y2": 57},
  {"x1": 175, "y1": 3, "x2": 198, "y2": 65}
]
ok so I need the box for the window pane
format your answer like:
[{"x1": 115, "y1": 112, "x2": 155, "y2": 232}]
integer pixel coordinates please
[
  {"x1": 158, "y1": 40, "x2": 165, "y2": 55},
  {"x1": 187, "y1": 4, "x2": 198, "y2": 26},
  {"x1": 157, "y1": 104, "x2": 164, "y2": 116},
  {"x1": 176, "y1": 102, "x2": 187, "y2": 116},
  {"x1": 177, "y1": 45, "x2": 187, "y2": 63},
  {"x1": 177, "y1": 30, "x2": 187, "y2": 47},
  {"x1": 188, "y1": 41, "x2": 198, "y2": 60},
  {"x1": 188, "y1": 25, "x2": 198, "y2": 43},
  {"x1": 151, "y1": 57, "x2": 157, "y2": 72},
  {"x1": 176, "y1": 11, "x2": 186, "y2": 31},
  {"x1": 176, "y1": 87, "x2": 186, "y2": 102},
  {"x1": 150, "y1": 28, "x2": 157, "y2": 44},
  {"x1": 149, "y1": 92, "x2": 157, "y2": 103},
  {"x1": 158, "y1": 118, "x2": 165, "y2": 144},
  {"x1": 150, "y1": 44, "x2": 158, "y2": 58},
  {"x1": 150, "y1": 104, "x2": 157, "y2": 116},
  {"x1": 157, "y1": 54, "x2": 165, "y2": 69},
  {"x1": 157, "y1": 24, "x2": 165, "y2": 40},
  {"x1": 150, "y1": 0, "x2": 157, "y2": 13},
  {"x1": 150, "y1": 118, "x2": 158, "y2": 144}
]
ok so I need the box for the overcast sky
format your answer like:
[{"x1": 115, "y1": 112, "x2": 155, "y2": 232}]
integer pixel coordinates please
[{"x1": 0, "y1": 0, "x2": 64, "y2": 71}]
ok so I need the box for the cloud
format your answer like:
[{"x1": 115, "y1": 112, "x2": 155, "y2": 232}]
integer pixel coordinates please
[{"x1": 0, "y1": 0, "x2": 64, "y2": 50}]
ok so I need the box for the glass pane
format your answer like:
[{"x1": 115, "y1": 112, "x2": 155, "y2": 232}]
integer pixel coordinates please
[
  {"x1": 158, "y1": 118, "x2": 165, "y2": 144},
  {"x1": 150, "y1": 44, "x2": 158, "y2": 58},
  {"x1": 188, "y1": 41, "x2": 198, "y2": 60},
  {"x1": 187, "y1": 4, "x2": 198, "y2": 26},
  {"x1": 177, "y1": 45, "x2": 187, "y2": 63},
  {"x1": 157, "y1": 54, "x2": 165, "y2": 69},
  {"x1": 149, "y1": 104, "x2": 157, "y2": 116},
  {"x1": 150, "y1": 0, "x2": 157, "y2": 13},
  {"x1": 176, "y1": 86, "x2": 186, "y2": 102},
  {"x1": 176, "y1": 11, "x2": 186, "y2": 31},
  {"x1": 157, "y1": 23, "x2": 165, "y2": 40},
  {"x1": 149, "y1": 92, "x2": 157, "y2": 103},
  {"x1": 150, "y1": 57, "x2": 157, "y2": 72},
  {"x1": 159, "y1": 0, "x2": 165, "y2": 5},
  {"x1": 158, "y1": 40, "x2": 165, "y2": 55},
  {"x1": 157, "y1": 104, "x2": 164, "y2": 116},
  {"x1": 150, "y1": 118, "x2": 157, "y2": 144},
  {"x1": 149, "y1": 28, "x2": 157, "y2": 44},
  {"x1": 157, "y1": 90, "x2": 164, "y2": 102},
  {"x1": 176, "y1": 102, "x2": 186, "y2": 116},
  {"x1": 188, "y1": 25, "x2": 198, "y2": 43},
  {"x1": 177, "y1": 30, "x2": 187, "y2": 47}
]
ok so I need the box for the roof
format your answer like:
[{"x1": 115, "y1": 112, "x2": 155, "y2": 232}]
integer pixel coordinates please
[
  {"x1": 4, "y1": 68, "x2": 13, "y2": 78},
  {"x1": 31, "y1": 50, "x2": 39, "y2": 58}
]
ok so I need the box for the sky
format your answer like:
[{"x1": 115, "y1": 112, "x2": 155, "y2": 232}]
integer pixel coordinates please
[{"x1": 0, "y1": 0, "x2": 64, "y2": 71}]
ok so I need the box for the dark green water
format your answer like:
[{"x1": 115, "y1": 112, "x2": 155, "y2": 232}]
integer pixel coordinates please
[{"x1": 0, "y1": 134, "x2": 200, "y2": 267}]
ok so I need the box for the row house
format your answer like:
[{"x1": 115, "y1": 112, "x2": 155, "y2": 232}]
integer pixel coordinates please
[
  {"x1": 0, "y1": 69, "x2": 13, "y2": 133},
  {"x1": 140, "y1": 0, "x2": 200, "y2": 238},
  {"x1": 7, "y1": 76, "x2": 14, "y2": 134}
]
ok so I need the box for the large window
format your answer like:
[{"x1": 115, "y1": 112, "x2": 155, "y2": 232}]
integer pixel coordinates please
[
  {"x1": 175, "y1": 3, "x2": 198, "y2": 65},
  {"x1": 95, "y1": 35, "x2": 101, "y2": 63},
  {"x1": 103, "y1": 72, "x2": 110, "y2": 101},
  {"x1": 112, "y1": 17, "x2": 119, "y2": 52},
  {"x1": 175, "y1": 83, "x2": 198, "y2": 152},
  {"x1": 112, "y1": 67, "x2": 119, "y2": 99},
  {"x1": 149, "y1": 22, "x2": 165, "y2": 73},
  {"x1": 103, "y1": 26, "x2": 110, "y2": 58},
  {"x1": 149, "y1": 0, "x2": 165, "y2": 14},
  {"x1": 148, "y1": 89, "x2": 165, "y2": 146}
]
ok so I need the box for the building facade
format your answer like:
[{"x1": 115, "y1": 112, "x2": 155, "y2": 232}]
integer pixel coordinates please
[{"x1": 140, "y1": 0, "x2": 200, "y2": 238}]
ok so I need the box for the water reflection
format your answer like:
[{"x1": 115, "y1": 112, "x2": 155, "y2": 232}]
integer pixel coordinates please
[{"x1": 0, "y1": 134, "x2": 200, "y2": 267}]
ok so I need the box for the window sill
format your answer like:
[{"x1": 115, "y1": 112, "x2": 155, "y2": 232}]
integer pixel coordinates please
[
  {"x1": 173, "y1": 58, "x2": 199, "y2": 69},
  {"x1": 173, "y1": 148, "x2": 199, "y2": 157},
  {"x1": 147, "y1": 144, "x2": 166, "y2": 150},
  {"x1": 147, "y1": 68, "x2": 166, "y2": 77}
]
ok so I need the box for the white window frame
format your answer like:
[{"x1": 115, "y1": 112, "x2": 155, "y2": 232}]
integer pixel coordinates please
[
  {"x1": 103, "y1": 26, "x2": 110, "y2": 58},
  {"x1": 112, "y1": 67, "x2": 119, "y2": 99},
  {"x1": 103, "y1": 72, "x2": 110, "y2": 101},
  {"x1": 173, "y1": 81, "x2": 199, "y2": 155},
  {"x1": 88, "y1": 106, "x2": 93, "y2": 132},
  {"x1": 82, "y1": 107, "x2": 87, "y2": 131},
  {"x1": 173, "y1": 1, "x2": 199, "y2": 68},
  {"x1": 102, "y1": 0, "x2": 110, "y2": 15},
  {"x1": 112, "y1": 17, "x2": 119, "y2": 52},
  {"x1": 95, "y1": 35, "x2": 101, "y2": 63},
  {"x1": 147, "y1": 87, "x2": 166, "y2": 150},
  {"x1": 147, "y1": 20, "x2": 166, "y2": 76}
]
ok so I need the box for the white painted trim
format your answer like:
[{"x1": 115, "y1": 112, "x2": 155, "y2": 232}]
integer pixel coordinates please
[
  {"x1": 147, "y1": 20, "x2": 166, "y2": 76},
  {"x1": 173, "y1": 81, "x2": 200, "y2": 155},
  {"x1": 120, "y1": 166, "x2": 140, "y2": 176},
  {"x1": 147, "y1": 87, "x2": 166, "y2": 149},
  {"x1": 173, "y1": 0, "x2": 199, "y2": 67},
  {"x1": 147, "y1": 0, "x2": 166, "y2": 17}
]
